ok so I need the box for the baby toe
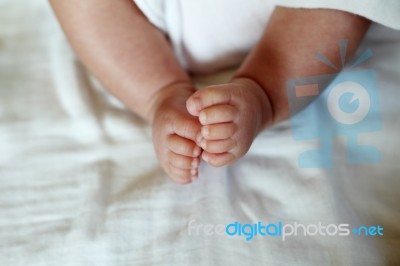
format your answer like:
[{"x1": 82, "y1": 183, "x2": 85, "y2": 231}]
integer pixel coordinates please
[
  {"x1": 167, "y1": 166, "x2": 193, "y2": 184},
  {"x1": 199, "y1": 138, "x2": 236, "y2": 154},
  {"x1": 168, "y1": 152, "x2": 200, "y2": 170},
  {"x1": 167, "y1": 134, "x2": 202, "y2": 157},
  {"x1": 202, "y1": 151, "x2": 236, "y2": 167},
  {"x1": 186, "y1": 85, "x2": 232, "y2": 116},
  {"x1": 173, "y1": 116, "x2": 201, "y2": 142},
  {"x1": 199, "y1": 105, "x2": 237, "y2": 125},
  {"x1": 201, "y1": 123, "x2": 237, "y2": 140}
]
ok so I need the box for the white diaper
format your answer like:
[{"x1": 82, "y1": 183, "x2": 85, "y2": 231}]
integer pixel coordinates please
[{"x1": 134, "y1": 0, "x2": 274, "y2": 74}]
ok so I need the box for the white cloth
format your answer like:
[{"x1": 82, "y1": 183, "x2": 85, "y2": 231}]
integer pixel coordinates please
[
  {"x1": 135, "y1": 0, "x2": 400, "y2": 74},
  {"x1": 134, "y1": 0, "x2": 275, "y2": 73},
  {"x1": 1, "y1": 0, "x2": 400, "y2": 265},
  {"x1": 276, "y1": 0, "x2": 400, "y2": 31}
]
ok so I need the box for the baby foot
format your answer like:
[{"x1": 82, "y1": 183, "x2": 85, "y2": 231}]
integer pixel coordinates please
[
  {"x1": 150, "y1": 82, "x2": 202, "y2": 184},
  {"x1": 186, "y1": 78, "x2": 273, "y2": 167}
]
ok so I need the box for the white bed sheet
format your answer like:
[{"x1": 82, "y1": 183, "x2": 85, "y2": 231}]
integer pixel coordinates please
[{"x1": 1, "y1": 1, "x2": 399, "y2": 265}]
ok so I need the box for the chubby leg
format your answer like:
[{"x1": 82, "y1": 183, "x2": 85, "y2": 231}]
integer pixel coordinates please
[{"x1": 50, "y1": 0, "x2": 202, "y2": 183}]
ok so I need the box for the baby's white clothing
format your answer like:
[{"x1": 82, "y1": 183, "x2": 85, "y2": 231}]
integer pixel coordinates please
[
  {"x1": 277, "y1": 0, "x2": 400, "y2": 31},
  {"x1": 134, "y1": 0, "x2": 274, "y2": 73},
  {"x1": 133, "y1": 0, "x2": 400, "y2": 74}
]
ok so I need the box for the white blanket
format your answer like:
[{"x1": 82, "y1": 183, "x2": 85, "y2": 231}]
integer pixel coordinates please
[
  {"x1": 1, "y1": 1, "x2": 400, "y2": 265},
  {"x1": 276, "y1": 0, "x2": 400, "y2": 30}
]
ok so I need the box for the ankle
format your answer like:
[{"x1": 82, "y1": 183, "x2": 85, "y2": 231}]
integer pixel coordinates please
[
  {"x1": 231, "y1": 77, "x2": 275, "y2": 132},
  {"x1": 145, "y1": 80, "x2": 195, "y2": 122}
]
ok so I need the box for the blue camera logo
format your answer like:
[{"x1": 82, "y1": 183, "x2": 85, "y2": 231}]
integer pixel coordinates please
[{"x1": 287, "y1": 40, "x2": 382, "y2": 168}]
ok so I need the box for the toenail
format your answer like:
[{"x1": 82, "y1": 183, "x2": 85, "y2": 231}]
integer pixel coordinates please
[
  {"x1": 192, "y1": 98, "x2": 201, "y2": 111},
  {"x1": 189, "y1": 98, "x2": 201, "y2": 112},
  {"x1": 202, "y1": 127, "x2": 209, "y2": 137},
  {"x1": 193, "y1": 146, "x2": 201, "y2": 157},
  {"x1": 199, "y1": 112, "x2": 207, "y2": 124},
  {"x1": 190, "y1": 169, "x2": 197, "y2": 176},
  {"x1": 191, "y1": 159, "x2": 199, "y2": 169},
  {"x1": 196, "y1": 132, "x2": 203, "y2": 144},
  {"x1": 202, "y1": 154, "x2": 209, "y2": 162},
  {"x1": 200, "y1": 139, "x2": 207, "y2": 149}
]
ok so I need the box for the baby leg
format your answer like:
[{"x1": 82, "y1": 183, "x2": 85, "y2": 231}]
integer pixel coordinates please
[{"x1": 50, "y1": 0, "x2": 202, "y2": 183}]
